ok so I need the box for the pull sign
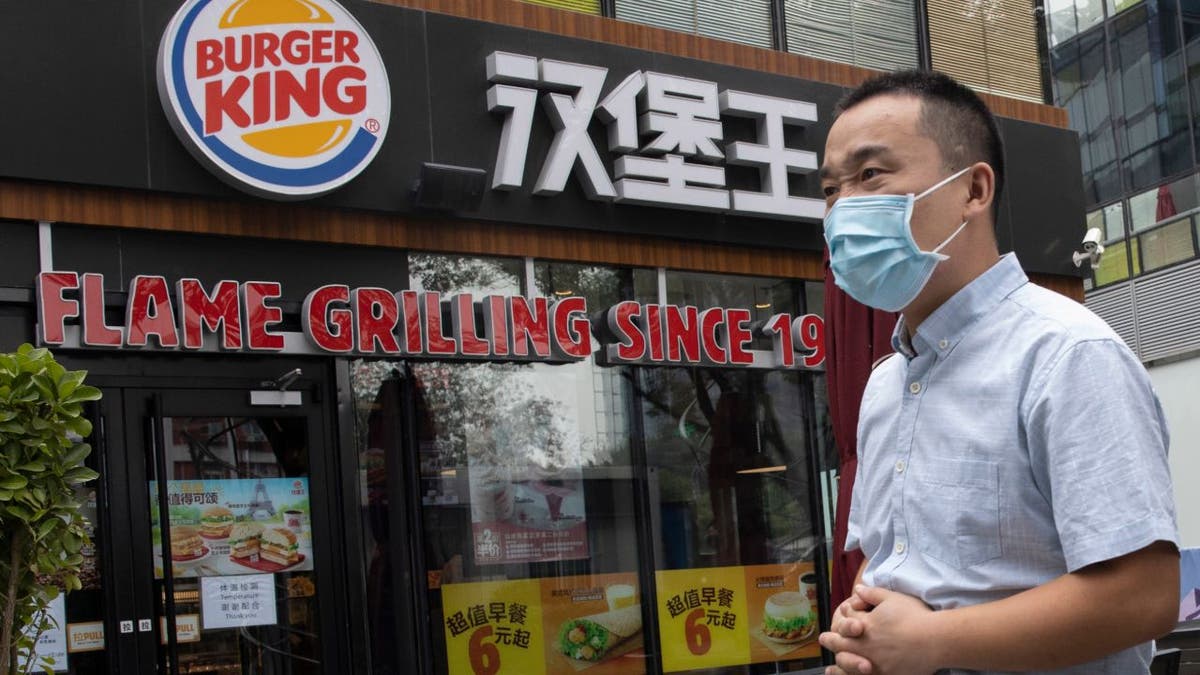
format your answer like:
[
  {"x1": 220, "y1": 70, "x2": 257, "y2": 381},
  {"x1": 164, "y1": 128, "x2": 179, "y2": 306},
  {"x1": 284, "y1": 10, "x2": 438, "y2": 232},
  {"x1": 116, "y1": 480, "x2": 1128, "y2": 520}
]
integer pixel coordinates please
[
  {"x1": 119, "y1": 621, "x2": 134, "y2": 635},
  {"x1": 250, "y1": 390, "x2": 303, "y2": 407},
  {"x1": 138, "y1": 619, "x2": 152, "y2": 633}
]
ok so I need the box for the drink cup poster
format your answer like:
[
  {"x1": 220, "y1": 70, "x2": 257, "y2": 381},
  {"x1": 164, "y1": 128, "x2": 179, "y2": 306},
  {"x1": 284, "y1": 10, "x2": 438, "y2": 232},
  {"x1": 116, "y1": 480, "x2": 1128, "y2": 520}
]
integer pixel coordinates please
[
  {"x1": 469, "y1": 463, "x2": 589, "y2": 565},
  {"x1": 150, "y1": 478, "x2": 313, "y2": 578}
]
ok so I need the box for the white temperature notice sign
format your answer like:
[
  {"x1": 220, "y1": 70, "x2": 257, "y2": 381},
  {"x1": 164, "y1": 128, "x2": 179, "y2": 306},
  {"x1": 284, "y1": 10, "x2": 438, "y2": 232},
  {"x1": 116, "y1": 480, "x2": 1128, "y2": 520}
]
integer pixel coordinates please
[
  {"x1": 200, "y1": 574, "x2": 277, "y2": 630},
  {"x1": 21, "y1": 593, "x2": 68, "y2": 672}
]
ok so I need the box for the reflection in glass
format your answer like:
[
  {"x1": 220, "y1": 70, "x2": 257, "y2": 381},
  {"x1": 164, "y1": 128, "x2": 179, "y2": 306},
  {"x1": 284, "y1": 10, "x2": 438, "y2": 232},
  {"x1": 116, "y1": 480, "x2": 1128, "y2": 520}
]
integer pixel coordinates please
[
  {"x1": 409, "y1": 253, "x2": 524, "y2": 296},
  {"x1": 152, "y1": 416, "x2": 320, "y2": 675},
  {"x1": 354, "y1": 258, "x2": 833, "y2": 674},
  {"x1": 1128, "y1": 174, "x2": 1200, "y2": 234},
  {"x1": 1187, "y1": 1, "x2": 1200, "y2": 157},
  {"x1": 1053, "y1": 28, "x2": 1120, "y2": 205},
  {"x1": 1111, "y1": 2, "x2": 1192, "y2": 191},
  {"x1": 1047, "y1": 0, "x2": 1079, "y2": 45},
  {"x1": 1104, "y1": 201, "x2": 1127, "y2": 241}
]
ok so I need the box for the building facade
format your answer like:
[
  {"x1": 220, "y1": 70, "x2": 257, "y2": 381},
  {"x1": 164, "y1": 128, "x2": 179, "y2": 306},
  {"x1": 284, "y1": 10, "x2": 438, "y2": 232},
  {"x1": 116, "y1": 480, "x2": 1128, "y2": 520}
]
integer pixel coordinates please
[
  {"x1": 1045, "y1": 0, "x2": 1200, "y2": 547},
  {"x1": 0, "y1": 1, "x2": 1083, "y2": 674}
]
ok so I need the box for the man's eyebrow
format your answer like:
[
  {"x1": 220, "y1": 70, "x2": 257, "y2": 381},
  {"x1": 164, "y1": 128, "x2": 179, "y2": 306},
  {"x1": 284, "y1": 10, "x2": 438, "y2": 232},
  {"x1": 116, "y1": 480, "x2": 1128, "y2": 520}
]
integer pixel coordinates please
[{"x1": 819, "y1": 144, "x2": 894, "y2": 181}]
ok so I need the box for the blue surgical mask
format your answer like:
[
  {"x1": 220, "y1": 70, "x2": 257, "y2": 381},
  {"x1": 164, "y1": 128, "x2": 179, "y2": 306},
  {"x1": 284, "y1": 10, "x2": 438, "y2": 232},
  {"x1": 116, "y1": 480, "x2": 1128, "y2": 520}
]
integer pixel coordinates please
[{"x1": 823, "y1": 167, "x2": 971, "y2": 312}]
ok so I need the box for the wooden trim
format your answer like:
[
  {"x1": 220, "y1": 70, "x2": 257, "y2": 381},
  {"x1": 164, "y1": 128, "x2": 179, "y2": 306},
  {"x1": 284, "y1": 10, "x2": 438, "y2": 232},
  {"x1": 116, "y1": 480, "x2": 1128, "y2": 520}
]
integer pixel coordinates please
[
  {"x1": 0, "y1": 177, "x2": 1081, "y2": 298},
  {"x1": 378, "y1": 0, "x2": 1069, "y2": 128},
  {"x1": 0, "y1": 178, "x2": 823, "y2": 279}
]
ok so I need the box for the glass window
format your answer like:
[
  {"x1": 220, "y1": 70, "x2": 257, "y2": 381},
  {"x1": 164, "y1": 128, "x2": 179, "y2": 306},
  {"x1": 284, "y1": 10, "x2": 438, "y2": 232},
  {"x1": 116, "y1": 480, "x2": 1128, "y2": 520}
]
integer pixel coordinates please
[
  {"x1": 1055, "y1": 28, "x2": 1122, "y2": 205},
  {"x1": 1093, "y1": 239, "x2": 1133, "y2": 285},
  {"x1": 1185, "y1": 0, "x2": 1200, "y2": 159},
  {"x1": 1128, "y1": 186, "x2": 1160, "y2": 231},
  {"x1": 1138, "y1": 216, "x2": 1197, "y2": 270},
  {"x1": 1111, "y1": 1, "x2": 1193, "y2": 191},
  {"x1": 1076, "y1": 0, "x2": 1106, "y2": 33},
  {"x1": 357, "y1": 257, "x2": 651, "y2": 675},
  {"x1": 1086, "y1": 208, "x2": 1106, "y2": 240},
  {"x1": 408, "y1": 253, "x2": 524, "y2": 296},
  {"x1": 1108, "y1": 0, "x2": 1145, "y2": 15},
  {"x1": 1104, "y1": 201, "x2": 1127, "y2": 240},
  {"x1": 355, "y1": 257, "x2": 835, "y2": 675},
  {"x1": 1129, "y1": 173, "x2": 1200, "y2": 231},
  {"x1": 1048, "y1": 0, "x2": 1079, "y2": 45},
  {"x1": 636, "y1": 270, "x2": 831, "y2": 674},
  {"x1": 152, "y1": 415, "x2": 323, "y2": 674}
]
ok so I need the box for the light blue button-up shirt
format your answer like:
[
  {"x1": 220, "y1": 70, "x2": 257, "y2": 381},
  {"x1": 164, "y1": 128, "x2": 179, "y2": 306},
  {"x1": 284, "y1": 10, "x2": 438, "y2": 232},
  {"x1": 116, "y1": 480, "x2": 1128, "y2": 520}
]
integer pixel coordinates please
[{"x1": 846, "y1": 253, "x2": 1178, "y2": 674}]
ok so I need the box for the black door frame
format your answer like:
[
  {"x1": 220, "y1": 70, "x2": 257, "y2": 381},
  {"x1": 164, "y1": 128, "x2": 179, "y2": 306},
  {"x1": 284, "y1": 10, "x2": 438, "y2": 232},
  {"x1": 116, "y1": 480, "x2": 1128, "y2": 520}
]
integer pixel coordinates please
[{"x1": 65, "y1": 352, "x2": 367, "y2": 675}]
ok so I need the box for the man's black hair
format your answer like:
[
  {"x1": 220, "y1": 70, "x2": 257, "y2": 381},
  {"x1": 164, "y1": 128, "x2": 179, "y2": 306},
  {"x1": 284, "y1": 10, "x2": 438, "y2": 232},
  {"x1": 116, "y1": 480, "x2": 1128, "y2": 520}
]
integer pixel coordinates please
[{"x1": 836, "y1": 70, "x2": 1006, "y2": 221}]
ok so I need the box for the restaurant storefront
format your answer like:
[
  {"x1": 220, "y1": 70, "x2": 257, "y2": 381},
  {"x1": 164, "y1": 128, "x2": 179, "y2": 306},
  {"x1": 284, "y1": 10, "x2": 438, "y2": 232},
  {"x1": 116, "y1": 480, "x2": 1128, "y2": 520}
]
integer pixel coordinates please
[{"x1": 0, "y1": 0, "x2": 1086, "y2": 674}]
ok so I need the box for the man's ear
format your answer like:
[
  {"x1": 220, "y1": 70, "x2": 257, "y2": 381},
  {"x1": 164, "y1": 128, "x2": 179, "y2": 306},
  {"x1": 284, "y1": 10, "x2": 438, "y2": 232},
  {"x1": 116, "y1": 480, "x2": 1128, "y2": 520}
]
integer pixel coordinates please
[{"x1": 965, "y1": 161, "x2": 995, "y2": 221}]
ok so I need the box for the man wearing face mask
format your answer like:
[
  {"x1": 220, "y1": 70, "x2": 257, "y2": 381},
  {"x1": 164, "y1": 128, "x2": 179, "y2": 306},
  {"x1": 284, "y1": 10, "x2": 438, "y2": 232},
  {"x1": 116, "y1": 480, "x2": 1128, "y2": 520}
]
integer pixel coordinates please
[{"x1": 816, "y1": 70, "x2": 1179, "y2": 675}]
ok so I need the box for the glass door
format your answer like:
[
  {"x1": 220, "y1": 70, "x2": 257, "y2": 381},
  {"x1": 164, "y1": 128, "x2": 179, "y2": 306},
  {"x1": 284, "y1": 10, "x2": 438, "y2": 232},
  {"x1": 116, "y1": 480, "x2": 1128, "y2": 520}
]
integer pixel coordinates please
[{"x1": 121, "y1": 386, "x2": 342, "y2": 675}]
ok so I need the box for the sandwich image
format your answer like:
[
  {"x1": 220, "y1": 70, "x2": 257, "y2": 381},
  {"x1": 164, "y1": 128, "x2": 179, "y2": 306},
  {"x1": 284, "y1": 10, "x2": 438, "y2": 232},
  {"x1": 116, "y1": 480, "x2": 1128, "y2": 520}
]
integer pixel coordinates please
[
  {"x1": 228, "y1": 521, "x2": 265, "y2": 560},
  {"x1": 557, "y1": 605, "x2": 641, "y2": 662},
  {"x1": 260, "y1": 527, "x2": 300, "y2": 567},
  {"x1": 200, "y1": 506, "x2": 235, "y2": 539},
  {"x1": 170, "y1": 526, "x2": 205, "y2": 560},
  {"x1": 761, "y1": 591, "x2": 814, "y2": 644}
]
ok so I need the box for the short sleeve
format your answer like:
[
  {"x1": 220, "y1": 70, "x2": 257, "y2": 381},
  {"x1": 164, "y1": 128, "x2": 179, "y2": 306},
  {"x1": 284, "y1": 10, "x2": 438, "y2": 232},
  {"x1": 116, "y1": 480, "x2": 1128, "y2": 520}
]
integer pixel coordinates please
[{"x1": 1025, "y1": 338, "x2": 1178, "y2": 572}]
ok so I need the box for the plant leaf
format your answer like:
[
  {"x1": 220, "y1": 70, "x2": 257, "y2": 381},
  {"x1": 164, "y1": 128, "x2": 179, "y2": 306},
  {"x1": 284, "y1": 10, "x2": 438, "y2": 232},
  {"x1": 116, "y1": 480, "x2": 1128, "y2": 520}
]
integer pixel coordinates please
[
  {"x1": 62, "y1": 467, "x2": 99, "y2": 484},
  {"x1": 61, "y1": 443, "x2": 92, "y2": 466},
  {"x1": 60, "y1": 385, "x2": 102, "y2": 405},
  {"x1": 0, "y1": 474, "x2": 28, "y2": 490}
]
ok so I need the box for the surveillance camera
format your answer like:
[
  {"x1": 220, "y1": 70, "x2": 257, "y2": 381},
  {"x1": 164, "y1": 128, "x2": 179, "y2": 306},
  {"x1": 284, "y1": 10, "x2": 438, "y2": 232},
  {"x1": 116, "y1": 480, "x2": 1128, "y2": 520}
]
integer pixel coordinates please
[{"x1": 1073, "y1": 227, "x2": 1105, "y2": 269}]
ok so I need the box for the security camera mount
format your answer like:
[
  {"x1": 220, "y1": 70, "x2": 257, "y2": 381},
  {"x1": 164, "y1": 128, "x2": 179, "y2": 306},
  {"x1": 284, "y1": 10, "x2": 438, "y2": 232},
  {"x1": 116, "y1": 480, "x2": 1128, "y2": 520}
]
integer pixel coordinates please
[{"x1": 1072, "y1": 243, "x2": 1105, "y2": 270}]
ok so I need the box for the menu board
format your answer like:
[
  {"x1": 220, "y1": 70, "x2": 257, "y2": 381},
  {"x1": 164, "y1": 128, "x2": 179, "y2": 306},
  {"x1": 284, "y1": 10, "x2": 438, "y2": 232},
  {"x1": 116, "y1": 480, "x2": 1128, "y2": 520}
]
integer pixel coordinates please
[
  {"x1": 656, "y1": 563, "x2": 819, "y2": 673},
  {"x1": 442, "y1": 573, "x2": 644, "y2": 675},
  {"x1": 150, "y1": 478, "x2": 313, "y2": 578}
]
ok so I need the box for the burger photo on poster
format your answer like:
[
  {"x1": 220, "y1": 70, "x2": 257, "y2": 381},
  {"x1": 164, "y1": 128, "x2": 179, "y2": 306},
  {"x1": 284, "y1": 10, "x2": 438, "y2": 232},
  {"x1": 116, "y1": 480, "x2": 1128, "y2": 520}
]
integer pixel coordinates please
[
  {"x1": 228, "y1": 521, "x2": 265, "y2": 560},
  {"x1": 261, "y1": 527, "x2": 300, "y2": 567},
  {"x1": 170, "y1": 525, "x2": 206, "y2": 561},
  {"x1": 200, "y1": 505, "x2": 235, "y2": 539},
  {"x1": 762, "y1": 591, "x2": 815, "y2": 644}
]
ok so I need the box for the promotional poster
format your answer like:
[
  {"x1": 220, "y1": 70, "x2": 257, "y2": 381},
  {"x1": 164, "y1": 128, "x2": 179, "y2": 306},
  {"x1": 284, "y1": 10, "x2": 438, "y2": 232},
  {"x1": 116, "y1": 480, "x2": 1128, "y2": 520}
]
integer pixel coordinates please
[{"x1": 150, "y1": 478, "x2": 313, "y2": 578}]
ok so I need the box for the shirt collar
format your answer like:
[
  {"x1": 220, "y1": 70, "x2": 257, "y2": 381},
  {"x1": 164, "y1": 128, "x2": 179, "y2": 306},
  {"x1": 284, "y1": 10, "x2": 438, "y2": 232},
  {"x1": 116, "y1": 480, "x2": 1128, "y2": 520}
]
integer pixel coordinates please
[{"x1": 890, "y1": 253, "x2": 1028, "y2": 359}]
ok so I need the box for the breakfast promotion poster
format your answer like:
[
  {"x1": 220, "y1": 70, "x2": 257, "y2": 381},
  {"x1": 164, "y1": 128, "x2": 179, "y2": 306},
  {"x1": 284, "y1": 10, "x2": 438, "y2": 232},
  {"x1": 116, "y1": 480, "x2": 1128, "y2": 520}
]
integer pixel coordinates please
[
  {"x1": 441, "y1": 573, "x2": 644, "y2": 675},
  {"x1": 655, "y1": 563, "x2": 820, "y2": 673},
  {"x1": 149, "y1": 478, "x2": 313, "y2": 578}
]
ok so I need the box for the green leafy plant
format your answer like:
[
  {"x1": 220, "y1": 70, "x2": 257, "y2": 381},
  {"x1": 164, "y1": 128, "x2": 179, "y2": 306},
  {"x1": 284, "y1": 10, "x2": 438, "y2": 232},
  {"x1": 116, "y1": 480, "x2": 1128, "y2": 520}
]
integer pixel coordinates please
[{"x1": 0, "y1": 345, "x2": 100, "y2": 675}]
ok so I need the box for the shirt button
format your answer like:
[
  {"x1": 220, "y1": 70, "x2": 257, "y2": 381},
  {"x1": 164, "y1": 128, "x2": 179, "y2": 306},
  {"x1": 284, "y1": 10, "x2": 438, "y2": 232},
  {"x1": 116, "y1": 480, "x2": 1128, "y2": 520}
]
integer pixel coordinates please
[
  {"x1": 909, "y1": 381, "x2": 922, "y2": 395},
  {"x1": 938, "y1": 339, "x2": 949, "y2": 349},
  {"x1": 895, "y1": 460, "x2": 906, "y2": 473},
  {"x1": 895, "y1": 541, "x2": 906, "y2": 554}
]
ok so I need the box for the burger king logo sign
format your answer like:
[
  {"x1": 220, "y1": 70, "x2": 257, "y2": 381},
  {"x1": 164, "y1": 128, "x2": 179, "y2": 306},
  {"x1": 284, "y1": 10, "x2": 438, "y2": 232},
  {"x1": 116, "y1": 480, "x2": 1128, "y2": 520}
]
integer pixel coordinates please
[{"x1": 157, "y1": 0, "x2": 390, "y2": 199}]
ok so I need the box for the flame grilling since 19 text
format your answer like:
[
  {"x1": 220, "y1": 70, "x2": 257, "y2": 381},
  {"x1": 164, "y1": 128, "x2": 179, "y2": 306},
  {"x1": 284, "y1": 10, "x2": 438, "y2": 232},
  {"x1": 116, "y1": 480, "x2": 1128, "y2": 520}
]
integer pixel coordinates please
[{"x1": 195, "y1": 30, "x2": 366, "y2": 135}]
